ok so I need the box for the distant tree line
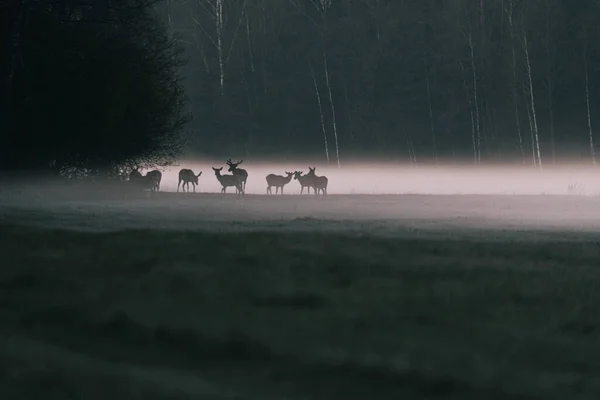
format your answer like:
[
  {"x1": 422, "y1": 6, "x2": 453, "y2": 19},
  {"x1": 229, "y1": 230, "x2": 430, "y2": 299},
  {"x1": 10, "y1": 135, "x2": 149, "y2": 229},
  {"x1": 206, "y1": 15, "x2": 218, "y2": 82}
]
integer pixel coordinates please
[
  {"x1": 1, "y1": 0, "x2": 190, "y2": 176},
  {"x1": 164, "y1": 0, "x2": 600, "y2": 166}
]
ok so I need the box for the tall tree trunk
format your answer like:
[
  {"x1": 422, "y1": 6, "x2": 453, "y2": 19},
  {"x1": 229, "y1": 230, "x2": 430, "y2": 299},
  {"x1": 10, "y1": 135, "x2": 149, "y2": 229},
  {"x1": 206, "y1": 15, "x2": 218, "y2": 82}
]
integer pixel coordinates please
[
  {"x1": 245, "y1": 6, "x2": 255, "y2": 72},
  {"x1": 217, "y1": 0, "x2": 224, "y2": 96},
  {"x1": 584, "y1": 36, "x2": 596, "y2": 165},
  {"x1": 426, "y1": 76, "x2": 437, "y2": 162},
  {"x1": 310, "y1": 63, "x2": 330, "y2": 164},
  {"x1": 523, "y1": 31, "x2": 542, "y2": 170},
  {"x1": 323, "y1": 51, "x2": 340, "y2": 168},
  {"x1": 524, "y1": 90, "x2": 537, "y2": 166},
  {"x1": 467, "y1": 31, "x2": 481, "y2": 164},
  {"x1": 459, "y1": 60, "x2": 478, "y2": 164},
  {"x1": 505, "y1": 0, "x2": 525, "y2": 164}
]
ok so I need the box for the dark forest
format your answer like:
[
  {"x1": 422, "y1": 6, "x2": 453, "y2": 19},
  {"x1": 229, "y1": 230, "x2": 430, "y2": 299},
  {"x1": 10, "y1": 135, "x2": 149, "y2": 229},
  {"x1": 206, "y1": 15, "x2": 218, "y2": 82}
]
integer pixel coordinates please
[{"x1": 3, "y1": 0, "x2": 600, "y2": 172}]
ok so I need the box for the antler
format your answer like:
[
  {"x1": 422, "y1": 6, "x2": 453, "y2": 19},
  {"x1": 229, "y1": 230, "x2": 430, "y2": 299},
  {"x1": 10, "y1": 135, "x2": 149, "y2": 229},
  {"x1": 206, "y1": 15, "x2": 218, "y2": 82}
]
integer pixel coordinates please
[{"x1": 236, "y1": 160, "x2": 243, "y2": 165}]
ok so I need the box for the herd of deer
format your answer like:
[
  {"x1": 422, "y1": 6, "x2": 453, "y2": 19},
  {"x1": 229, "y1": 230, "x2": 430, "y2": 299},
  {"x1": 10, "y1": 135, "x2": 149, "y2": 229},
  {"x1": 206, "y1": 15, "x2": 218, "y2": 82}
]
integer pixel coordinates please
[{"x1": 128, "y1": 159, "x2": 329, "y2": 197}]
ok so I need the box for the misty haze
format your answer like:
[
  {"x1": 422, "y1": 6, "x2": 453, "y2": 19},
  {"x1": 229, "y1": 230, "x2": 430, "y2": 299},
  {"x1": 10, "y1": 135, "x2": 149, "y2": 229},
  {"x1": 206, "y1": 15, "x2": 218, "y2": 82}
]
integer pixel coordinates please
[{"x1": 6, "y1": 1, "x2": 600, "y2": 399}]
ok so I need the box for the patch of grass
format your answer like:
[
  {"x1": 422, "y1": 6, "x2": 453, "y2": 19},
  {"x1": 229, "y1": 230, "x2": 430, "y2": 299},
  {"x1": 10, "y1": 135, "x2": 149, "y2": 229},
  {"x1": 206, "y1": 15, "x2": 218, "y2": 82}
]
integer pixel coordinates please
[{"x1": 3, "y1": 223, "x2": 600, "y2": 398}]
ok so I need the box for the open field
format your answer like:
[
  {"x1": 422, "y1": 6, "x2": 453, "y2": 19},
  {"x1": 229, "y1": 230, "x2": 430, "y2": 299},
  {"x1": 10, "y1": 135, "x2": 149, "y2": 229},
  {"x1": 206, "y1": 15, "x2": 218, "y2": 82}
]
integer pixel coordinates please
[{"x1": 3, "y1": 187, "x2": 600, "y2": 399}]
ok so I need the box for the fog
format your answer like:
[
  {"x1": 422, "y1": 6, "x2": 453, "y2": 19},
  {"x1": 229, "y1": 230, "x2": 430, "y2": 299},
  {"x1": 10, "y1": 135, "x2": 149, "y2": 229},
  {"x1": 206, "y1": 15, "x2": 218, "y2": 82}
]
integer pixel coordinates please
[
  {"x1": 2, "y1": 162, "x2": 600, "y2": 240},
  {"x1": 146, "y1": 161, "x2": 600, "y2": 196}
]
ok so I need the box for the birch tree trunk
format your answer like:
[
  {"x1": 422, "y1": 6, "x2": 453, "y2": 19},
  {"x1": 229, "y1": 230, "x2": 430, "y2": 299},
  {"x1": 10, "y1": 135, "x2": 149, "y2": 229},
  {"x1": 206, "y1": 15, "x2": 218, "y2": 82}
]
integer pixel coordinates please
[
  {"x1": 426, "y1": 76, "x2": 437, "y2": 162},
  {"x1": 524, "y1": 91, "x2": 537, "y2": 166},
  {"x1": 217, "y1": 0, "x2": 224, "y2": 96},
  {"x1": 459, "y1": 60, "x2": 478, "y2": 164},
  {"x1": 505, "y1": 1, "x2": 525, "y2": 164},
  {"x1": 467, "y1": 30, "x2": 482, "y2": 164},
  {"x1": 522, "y1": 31, "x2": 543, "y2": 171},
  {"x1": 323, "y1": 51, "x2": 340, "y2": 168},
  {"x1": 310, "y1": 63, "x2": 330, "y2": 164},
  {"x1": 584, "y1": 36, "x2": 596, "y2": 165}
]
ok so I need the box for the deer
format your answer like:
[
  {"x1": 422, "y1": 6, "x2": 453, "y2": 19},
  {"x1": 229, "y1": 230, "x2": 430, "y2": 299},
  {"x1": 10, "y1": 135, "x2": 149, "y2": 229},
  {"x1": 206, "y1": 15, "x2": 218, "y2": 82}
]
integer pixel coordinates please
[
  {"x1": 129, "y1": 167, "x2": 159, "y2": 194},
  {"x1": 177, "y1": 169, "x2": 202, "y2": 193},
  {"x1": 266, "y1": 171, "x2": 294, "y2": 195},
  {"x1": 306, "y1": 166, "x2": 328, "y2": 197},
  {"x1": 293, "y1": 171, "x2": 314, "y2": 195},
  {"x1": 213, "y1": 167, "x2": 244, "y2": 198},
  {"x1": 226, "y1": 159, "x2": 248, "y2": 194},
  {"x1": 146, "y1": 170, "x2": 162, "y2": 192},
  {"x1": 140, "y1": 174, "x2": 160, "y2": 194}
]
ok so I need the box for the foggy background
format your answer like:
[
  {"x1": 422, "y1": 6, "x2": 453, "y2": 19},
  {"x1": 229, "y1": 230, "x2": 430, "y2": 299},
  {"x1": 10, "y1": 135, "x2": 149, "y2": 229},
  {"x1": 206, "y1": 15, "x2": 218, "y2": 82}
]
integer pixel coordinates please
[{"x1": 141, "y1": 162, "x2": 600, "y2": 196}]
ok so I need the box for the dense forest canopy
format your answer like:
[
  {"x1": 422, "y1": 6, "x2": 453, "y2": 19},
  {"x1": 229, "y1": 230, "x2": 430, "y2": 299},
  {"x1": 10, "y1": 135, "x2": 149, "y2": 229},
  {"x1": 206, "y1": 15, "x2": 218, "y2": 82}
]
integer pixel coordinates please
[
  {"x1": 161, "y1": 0, "x2": 600, "y2": 165},
  {"x1": 3, "y1": 0, "x2": 600, "y2": 171},
  {"x1": 1, "y1": 0, "x2": 189, "y2": 174}
]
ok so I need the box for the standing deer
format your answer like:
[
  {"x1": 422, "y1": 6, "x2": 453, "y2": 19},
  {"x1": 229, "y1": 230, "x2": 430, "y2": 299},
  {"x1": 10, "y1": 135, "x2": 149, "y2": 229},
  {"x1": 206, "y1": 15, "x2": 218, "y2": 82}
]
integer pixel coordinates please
[
  {"x1": 213, "y1": 167, "x2": 244, "y2": 198},
  {"x1": 129, "y1": 167, "x2": 159, "y2": 195},
  {"x1": 146, "y1": 170, "x2": 162, "y2": 192},
  {"x1": 226, "y1": 159, "x2": 248, "y2": 194},
  {"x1": 177, "y1": 169, "x2": 202, "y2": 193},
  {"x1": 293, "y1": 171, "x2": 314, "y2": 195},
  {"x1": 266, "y1": 171, "x2": 294, "y2": 195},
  {"x1": 307, "y1": 167, "x2": 328, "y2": 197}
]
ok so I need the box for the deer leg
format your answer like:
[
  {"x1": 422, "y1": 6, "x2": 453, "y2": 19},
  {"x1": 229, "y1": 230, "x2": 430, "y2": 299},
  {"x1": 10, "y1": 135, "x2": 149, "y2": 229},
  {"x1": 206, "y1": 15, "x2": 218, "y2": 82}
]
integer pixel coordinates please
[
  {"x1": 193, "y1": 183, "x2": 196, "y2": 193},
  {"x1": 177, "y1": 180, "x2": 181, "y2": 192}
]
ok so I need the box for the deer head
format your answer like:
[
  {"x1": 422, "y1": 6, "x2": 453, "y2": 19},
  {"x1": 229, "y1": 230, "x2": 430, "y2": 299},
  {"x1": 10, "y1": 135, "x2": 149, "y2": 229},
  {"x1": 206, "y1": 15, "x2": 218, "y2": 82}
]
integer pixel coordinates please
[
  {"x1": 293, "y1": 171, "x2": 303, "y2": 180},
  {"x1": 285, "y1": 171, "x2": 294, "y2": 178},
  {"x1": 212, "y1": 167, "x2": 223, "y2": 175},
  {"x1": 307, "y1": 167, "x2": 316, "y2": 176},
  {"x1": 226, "y1": 159, "x2": 243, "y2": 172}
]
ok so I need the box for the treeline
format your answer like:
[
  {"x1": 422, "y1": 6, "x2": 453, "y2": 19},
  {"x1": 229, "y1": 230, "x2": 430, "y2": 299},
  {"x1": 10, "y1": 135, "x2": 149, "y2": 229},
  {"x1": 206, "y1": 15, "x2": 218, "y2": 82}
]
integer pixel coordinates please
[
  {"x1": 1, "y1": 0, "x2": 189, "y2": 176},
  {"x1": 167, "y1": 0, "x2": 600, "y2": 165}
]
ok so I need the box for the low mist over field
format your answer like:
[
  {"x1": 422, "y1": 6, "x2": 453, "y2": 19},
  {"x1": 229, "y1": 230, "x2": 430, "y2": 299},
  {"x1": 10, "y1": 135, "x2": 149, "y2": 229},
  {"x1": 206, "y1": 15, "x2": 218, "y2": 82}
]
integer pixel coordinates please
[{"x1": 138, "y1": 161, "x2": 600, "y2": 196}]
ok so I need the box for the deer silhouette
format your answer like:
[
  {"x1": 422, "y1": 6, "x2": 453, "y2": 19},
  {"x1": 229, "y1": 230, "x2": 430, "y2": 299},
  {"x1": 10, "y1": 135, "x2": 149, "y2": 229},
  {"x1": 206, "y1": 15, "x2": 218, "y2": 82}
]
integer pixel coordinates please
[
  {"x1": 266, "y1": 171, "x2": 294, "y2": 195},
  {"x1": 226, "y1": 159, "x2": 248, "y2": 194},
  {"x1": 177, "y1": 169, "x2": 202, "y2": 193},
  {"x1": 213, "y1": 167, "x2": 244, "y2": 198},
  {"x1": 306, "y1": 166, "x2": 328, "y2": 197},
  {"x1": 146, "y1": 170, "x2": 162, "y2": 192},
  {"x1": 293, "y1": 171, "x2": 314, "y2": 195}
]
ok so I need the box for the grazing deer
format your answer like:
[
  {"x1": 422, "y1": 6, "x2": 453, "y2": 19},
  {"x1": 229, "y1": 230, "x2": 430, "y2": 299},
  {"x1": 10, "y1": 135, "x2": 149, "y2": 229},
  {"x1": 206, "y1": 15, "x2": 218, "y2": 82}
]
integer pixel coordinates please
[
  {"x1": 129, "y1": 168, "x2": 159, "y2": 195},
  {"x1": 146, "y1": 170, "x2": 162, "y2": 192},
  {"x1": 177, "y1": 169, "x2": 202, "y2": 193},
  {"x1": 293, "y1": 171, "x2": 314, "y2": 195},
  {"x1": 213, "y1": 167, "x2": 244, "y2": 197},
  {"x1": 266, "y1": 171, "x2": 294, "y2": 195},
  {"x1": 140, "y1": 174, "x2": 160, "y2": 194},
  {"x1": 307, "y1": 167, "x2": 328, "y2": 197},
  {"x1": 226, "y1": 159, "x2": 248, "y2": 194}
]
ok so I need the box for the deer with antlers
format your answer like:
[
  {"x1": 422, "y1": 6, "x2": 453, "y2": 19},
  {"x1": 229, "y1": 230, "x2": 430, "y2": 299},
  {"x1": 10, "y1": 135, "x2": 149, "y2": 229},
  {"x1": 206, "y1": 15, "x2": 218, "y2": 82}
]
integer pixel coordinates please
[
  {"x1": 293, "y1": 171, "x2": 315, "y2": 195},
  {"x1": 177, "y1": 169, "x2": 202, "y2": 193},
  {"x1": 306, "y1": 166, "x2": 328, "y2": 197},
  {"x1": 213, "y1": 167, "x2": 244, "y2": 198},
  {"x1": 266, "y1": 171, "x2": 294, "y2": 195},
  {"x1": 226, "y1": 159, "x2": 248, "y2": 194}
]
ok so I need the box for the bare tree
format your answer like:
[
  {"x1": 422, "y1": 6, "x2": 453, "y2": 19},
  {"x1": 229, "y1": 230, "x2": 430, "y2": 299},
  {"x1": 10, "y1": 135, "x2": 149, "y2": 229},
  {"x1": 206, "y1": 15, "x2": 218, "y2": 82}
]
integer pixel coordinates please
[
  {"x1": 521, "y1": 30, "x2": 542, "y2": 170},
  {"x1": 310, "y1": 62, "x2": 330, "y2": 164},
  {"x1": 504, "y1": 0, "x2": 525, "y2": 164},
  {"x1": 466, "y1": 28, "x2": 481, "y2": 164},
  {"x1": 583, "y1": 34, "x2": 596, "y2": 165}
]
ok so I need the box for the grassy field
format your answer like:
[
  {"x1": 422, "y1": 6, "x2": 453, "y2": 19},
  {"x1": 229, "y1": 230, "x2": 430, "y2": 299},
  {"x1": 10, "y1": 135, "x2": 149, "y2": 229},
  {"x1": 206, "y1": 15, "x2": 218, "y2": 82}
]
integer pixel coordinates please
[{"x1": 2, "y1": 190, "x2": 600, "y2": 399}]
